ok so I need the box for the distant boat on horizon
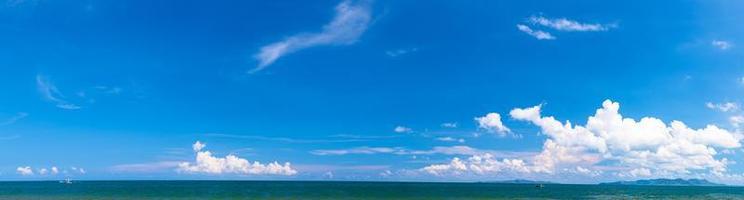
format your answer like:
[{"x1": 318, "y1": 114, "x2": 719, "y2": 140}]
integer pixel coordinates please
[{"x1": 59, "y1": 178, "x2": 72, "y2": 184}]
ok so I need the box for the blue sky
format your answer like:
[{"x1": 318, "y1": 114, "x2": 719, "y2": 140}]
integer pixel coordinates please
[{"x1": 2, "y1": 0, "x2": 744, "y2": 184}]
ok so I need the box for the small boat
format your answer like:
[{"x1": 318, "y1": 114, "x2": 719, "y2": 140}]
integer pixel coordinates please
[
  {"x1": 535, "y1": 184, "x2": 544, "y2": 188},
  {"x1": 59, "y1": 178, "x2": 72, "y2": 184}
]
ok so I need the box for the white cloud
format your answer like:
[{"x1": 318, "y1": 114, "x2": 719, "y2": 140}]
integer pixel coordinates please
[
  {"x1": 0, "y1": 112, "x2": 28, "y2": 126},
  {"x1": 36, "y1": 75, "x2": 81, "y2": 110},
  {"x1": 192, "y1": 141, "x2": 206, "y2": 152},
  {"x1": 251, "y1": 0, "x2": 372, "y2": 72},
  {"x1": 385, "y1": 48, "x2": 418, "y2": 57},
  {"x1": 706, "y1": 102, "x2": 739, "y2": 112},
  {"x1": 440, "y1": 122, "x2": 457, "y2": 128},
  {"x1": 730, "y1": 115, "x2": 744, "y2": 128},
  {"x1": 311, "y1": 146, "x2": 507, "y2": 156},
  {"x1": 712, "y1": 40, "x2": 732, "y2": 50},
  {"x1": 475, "y1": 112, "x2": 511, "y2": 136},
  {"x1": 393, "y1": 126, "x2": 413, "y2": 133},
  {"x1": 110, "y1": 161, "x2": 182, "y2": 173},
  {"x1": 516, "y1": 24, "x2": 555, "y2": 40},
  {"x1": 311, "y1": 146, "x2": 400, "y2": 155},
  {"x1": 422, "y1": 100, "x2": 742, "y2": 178},
  {"x1": 16, "y1": 166, "x2": 33, "y2": 175},
  {"x1": 17, "y1": 166, "x2": 82, "y2": 176},
  {"x1": 422, "y1": 154, "x2": 531, "y2": 176},
  {"x1": 528, "y1": 16, "x2": 615, "y2": 32},
  {"x1": 70, "y1": 167, "x2": 86, "y2": 174},
  {"x1": 436, "y1": 137, "x2": 465, "y2": 143},
  {"x1": 177, "y1": 141, "x2": 297, "y2": 175}
]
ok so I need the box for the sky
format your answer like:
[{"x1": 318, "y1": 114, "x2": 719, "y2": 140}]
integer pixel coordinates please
[{"x1": 2, "y1": 0, "x2": 744, "y2": 184}]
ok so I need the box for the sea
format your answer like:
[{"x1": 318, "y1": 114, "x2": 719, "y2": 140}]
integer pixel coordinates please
[{"x1": 0, "y1": 181, "x2": 742, "y2": 199}]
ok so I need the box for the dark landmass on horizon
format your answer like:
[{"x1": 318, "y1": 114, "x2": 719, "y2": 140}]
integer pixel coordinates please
[
  {"x1": 481, "y1": 179, "x2": 555, "y2": 184},
  {"x1": 600, "y1": 178, "x2": 724, "y2": 186}
]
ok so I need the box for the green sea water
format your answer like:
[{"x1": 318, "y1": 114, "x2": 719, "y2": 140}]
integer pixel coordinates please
[{"x1": 0, "y1": 181, "x2": 743, "y2": 199}]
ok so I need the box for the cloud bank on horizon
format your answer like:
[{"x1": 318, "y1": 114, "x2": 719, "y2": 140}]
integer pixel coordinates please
[{"x1": 422, "y1": 100, "x2": 743, "y2": 180}]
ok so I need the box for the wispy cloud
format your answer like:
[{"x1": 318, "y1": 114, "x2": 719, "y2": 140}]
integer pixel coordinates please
[
  {"x1": 251, "y1": 0, "x2": 372, "y2": 73},
  {"x1": 393, "y1": 126, "x2": 413, "y2": 133},
  {"x1": 0, "y1": 112, "x2": 28, "y2": 126},
  {"x1": 205, "y1": 133, "x2": 371, "y2": 143},
  {"x1": 516, "y1": 24, "x2": 555, "y2": 40},
  {"x1": 517, "y1": 15, "x2": 615, "y2": 40},
  {"x1": 311, "y1": 146, "x2": 535, "y2": 157},
  {"x1": 436, "y1": 137, "x2": 465, "y2": 143},
  {"x1": 712, "y1": 40, "x2": 733, "y2": 50},
  {"x1": 294, "y1": 164, "x2": 389, "y2": 173},
  {"x1": 36, "y1": 75, "x2": 81, "y2": 110},
  {"x1": 110, "y1": 161, "x2": 182, "y2": 173},
  {"x1": 528, "y1": 16, "x2": 615, "y2": 32},
  {"x1": 311, "y1": 146, "x2": 402, "y2": 156},
  {"x1": 0, "y1": 134, "x2": 20, "y2": 140},
  {"x1": 385, "y1": 48, "x2": 418, "y2": 57},
  {"x1": 440, "y1": 123, "x2": 457, "y2": 128}
]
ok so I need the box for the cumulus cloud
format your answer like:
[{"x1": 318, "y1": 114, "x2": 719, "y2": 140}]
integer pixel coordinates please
[
  {"x1": 36, "y1": 75, "x2": 80, "y2": 110},
  {"x1": 528, "y1": 16, "x2": 615, "y2": 32},
  {"x1": 16, "y1": 166, "x2": 33, "y2": 175},
  {"x1": 516, "y1": 24, "x2": 555, "y2": 40},
  {"x1": 422, "y1": 100, "x2": 742, "y2": 178},
  {"x1": 251, "y1": 0, "x2": 372, "y2": 73},
  {"x1": 177, "y1": 141, "x2": 297, "y2": 175},
  {"x1": 16, "y1": 166, "x2": 70, "y2": 176},
  {"x1": 192, "y1": 141, "x2": 206, "y2": 152},
  {"x1": 475, "y1": 113, "x2": 511, "y2": 136},
  {"x1": 393, "y1": 126, "x2": 413, "y2": 133},
  {"x1": 422, "y1": 154, "x2": 531, "y2": 176},
  {"x1": 712, "y1": 40, "x2": 732, "y2": 50},
  {"x1": 706, "y1": 102, "x2": 739, "y2": 112}
]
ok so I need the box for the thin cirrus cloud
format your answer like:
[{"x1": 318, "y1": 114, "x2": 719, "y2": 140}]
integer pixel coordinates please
[
  {"x1": 35, "y1": 75, "x2": 81, "y2": 110},
  {"x1": 0, "y1": 112, "x2": 28, "y2": 126},
  {"x1": 528, "y1": 16, "x2": 615, "y2": 32},
  {"x1": 393, "y1": 126, "x2": 413, "y2": 133},
  {"x1": 251, "y1": 0, "x2": 372, "y2": 73},
  {"x1": 177, "y1": 141, "x2": 297, "y2": 175},
  {"x1": 517, "y1": 15, "x2": 615, "y2": 40},
  {"x1": 310, "y1": 146, "x2": 532, "y2": 157},
  {"x1": 712, "y1": 40, "x2": 732, "y2": 50},
  {"x1": 422, "y1": 100, "x2": 742, "y2": 179},
  {"x1": 516, "y1": 24, "x2": 555, "y2": 40}
]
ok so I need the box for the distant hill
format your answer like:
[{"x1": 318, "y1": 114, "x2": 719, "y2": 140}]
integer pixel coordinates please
[
  {"x1": 483, "y1": 179, "x2": 554, "y2": 184},
  {"x1": 600, "y1": 178, "x2": 723, "y2": 186}
]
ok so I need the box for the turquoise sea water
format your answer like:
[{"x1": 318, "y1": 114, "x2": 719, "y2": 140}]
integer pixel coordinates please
[{"x1": 0, "y1": 181, "x2": 743, "y2": 199}]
